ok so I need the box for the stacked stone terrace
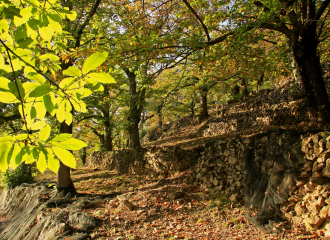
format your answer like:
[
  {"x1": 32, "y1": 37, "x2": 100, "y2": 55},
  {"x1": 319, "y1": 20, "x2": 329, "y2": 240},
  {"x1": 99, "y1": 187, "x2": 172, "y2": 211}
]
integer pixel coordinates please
[
  {"x1": 89, "y1": 83, "x2": 330, "y2": 233},
  {"x1": 142, "y1": 83, "x2": 308, "y2": 144}
]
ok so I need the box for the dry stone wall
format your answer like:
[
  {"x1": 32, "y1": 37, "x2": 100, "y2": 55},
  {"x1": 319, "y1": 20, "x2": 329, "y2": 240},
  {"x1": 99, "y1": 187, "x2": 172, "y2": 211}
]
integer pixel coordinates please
[
  {"x1": 188, "y1": 130, "x2": 330, "y2": 233},
  {"x1": 189, "y1": 129, "x2": 308, "y2": 225},
  {"x1": 280, "y1": 132, "x2": 330, "y2": 234},
  {"x1": 88, "y1": 146, "x2": 201, "y2": 177},
  {"x1": 142, "y1": 83, "x2": 308, "y2": 144},
  {"x1": 89, "y1": 129, "x2": 330, "y2": 233},
  {"x1": 88, "y1": 81, "x2": 330, "y2": 230}
]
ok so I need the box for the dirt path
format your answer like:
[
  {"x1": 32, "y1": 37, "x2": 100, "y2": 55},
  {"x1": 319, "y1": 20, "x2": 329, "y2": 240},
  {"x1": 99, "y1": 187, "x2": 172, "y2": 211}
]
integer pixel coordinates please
[{"x1": 31, "y1": 168, "x2": 324, "y2": 239}]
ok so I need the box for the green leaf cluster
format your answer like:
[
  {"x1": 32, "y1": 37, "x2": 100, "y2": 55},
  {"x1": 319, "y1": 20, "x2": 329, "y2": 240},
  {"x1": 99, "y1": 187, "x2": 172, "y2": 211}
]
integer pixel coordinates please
[
  {"x1": 0, "y1": 1, "x2": 116, "y2": 173},
  {"x1": 0, "y1": 127, "x2": 87, "y2": 173}
]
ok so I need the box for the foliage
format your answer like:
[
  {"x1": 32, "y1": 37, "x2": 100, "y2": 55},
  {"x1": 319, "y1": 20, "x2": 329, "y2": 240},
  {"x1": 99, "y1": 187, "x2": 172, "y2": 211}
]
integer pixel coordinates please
[
  {"x1": 0, "y1": 163, "x2": 36, "y2": 189},
  {"x1": 1, "y1": 0, "x2": 329, "y2": 171},
  {"x1": 0, "y1": 0, "x2": 115, "y2": 173}
]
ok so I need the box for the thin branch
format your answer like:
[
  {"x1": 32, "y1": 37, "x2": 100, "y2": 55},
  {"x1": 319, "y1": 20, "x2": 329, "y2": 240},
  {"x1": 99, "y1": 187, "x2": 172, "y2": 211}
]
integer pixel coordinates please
[
  {"x1": 317, "y1": 8, "x2": 330, "y2": 40},
  {"x1": 207, "y1": 32, "x2": 234, "y2": 46},
  {"x1": 91, "y1": 127, "x2": 103, "y2": 138},
  {"x1": 314, "y1": 0, "x2": 330, "y2": 21},
  {"x1": 75, "y1": 0, "x2": 102, "y2": 48},
  {"x1": 319, "y1": 35, "x2": 330, "y2": 43},
  {"x1": 258, "y1": 22, "x2": 294, "y2": 40},
  {"x1": 0, "y1": 113, "x2": 21, "y2": 121},
  {"x1": 286, "y1": 9, "x2": 300, "y2": 31},
  {"x1": 261, "y1": 38, "x2": 278, "y2": 45},
  {"x1": 278, "y1": 0, "x2": 296, "y2": 8},
  {"x1": 181, "y1": 0, "x2": 211, "y2": 42},
  {"x1": 0, "y1": 39, "x2": 82, "y2": 107},
  {"x1": 76, "y1": 115, "x2": 98, "y2": 124},
  {"x1": 300, "y1": 0, "x2": 307, "y2": 21},
  {"x1": 5, "y1": 46, "x2": 30, "y2": 138}
]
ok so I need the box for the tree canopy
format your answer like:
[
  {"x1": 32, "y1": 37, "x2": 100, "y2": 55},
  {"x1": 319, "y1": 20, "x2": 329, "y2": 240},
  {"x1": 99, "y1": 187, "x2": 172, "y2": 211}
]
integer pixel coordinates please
[{"x1": 0, "y1": 0, "x2": 329, "y2": 186}]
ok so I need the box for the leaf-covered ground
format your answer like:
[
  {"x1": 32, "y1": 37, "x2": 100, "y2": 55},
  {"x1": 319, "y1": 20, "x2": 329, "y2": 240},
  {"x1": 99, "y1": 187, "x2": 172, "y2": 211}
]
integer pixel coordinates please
[{"x1": 37, "y1": 168, "x2": 324, "y2": 240}]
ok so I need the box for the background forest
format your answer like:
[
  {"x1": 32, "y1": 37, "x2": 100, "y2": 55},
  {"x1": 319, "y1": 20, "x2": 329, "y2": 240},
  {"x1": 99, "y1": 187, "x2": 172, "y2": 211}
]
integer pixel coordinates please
[{"x1": 0, "y1": 0, "x2": 330, "y2": 193}]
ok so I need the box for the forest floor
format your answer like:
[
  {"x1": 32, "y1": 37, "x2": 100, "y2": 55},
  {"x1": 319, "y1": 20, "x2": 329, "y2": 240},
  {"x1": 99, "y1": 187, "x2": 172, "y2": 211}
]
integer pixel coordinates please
[{"x1": 35, "y1": 168, "x2": 324, "y2": 240}]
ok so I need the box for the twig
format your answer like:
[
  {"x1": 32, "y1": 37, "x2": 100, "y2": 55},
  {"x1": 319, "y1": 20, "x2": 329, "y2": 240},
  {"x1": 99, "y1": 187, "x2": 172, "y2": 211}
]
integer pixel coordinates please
[{"x1": 5, "y1": 46, "x2": 30, "y2": 140}]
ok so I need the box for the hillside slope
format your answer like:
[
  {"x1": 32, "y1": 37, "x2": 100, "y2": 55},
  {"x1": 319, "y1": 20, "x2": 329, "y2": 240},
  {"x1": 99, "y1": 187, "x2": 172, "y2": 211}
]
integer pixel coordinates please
[{"x1": 142, "y1": 83, "x2": 310, "y2": 149}]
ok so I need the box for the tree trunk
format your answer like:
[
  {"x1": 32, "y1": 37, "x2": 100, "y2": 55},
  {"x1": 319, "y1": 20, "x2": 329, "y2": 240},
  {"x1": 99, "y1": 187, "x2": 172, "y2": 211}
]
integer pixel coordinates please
[
  {"x1": 129, "y1": 119, "x2": 140, "y2": 148},
  {"x1": 92, "y1": 128, "x2": 105, "y2": 148},
  {"x1": 157, "y1": 105, "x2": 163, "y2": 127},
  {"x1": 102, "y1": 86, "x2": 113, "y2": 151},
  {"x1": 292, "y1": 34, "x2": 330, "y2": 125},
  {"x1": 57, "y1": 122, "x2": 76, "y2": 196},
  {"x1": 81, "y1": 147, "x2": 87, "y2": 166},
  {"x1": 190, "y1": 100, "x2": 195, "y2": 116},
  {"x1": 104, "y1": 120, "x2": 113, "y2": 151},
  {"x1": 21, "y1": 162, "x2": 32, "y2": 180},
  {"x1": 240, "y1": 77, "x2": 248, "y2": 101},
  {"x1": 124, "y1": 69, "x2": 144, "y2": 149},
  {"x1": 199, "y1": 88, "x2": 209, "y2": 121},
  {"x1": 257, "y1": 72, "x2": 264, "y2": 91}
]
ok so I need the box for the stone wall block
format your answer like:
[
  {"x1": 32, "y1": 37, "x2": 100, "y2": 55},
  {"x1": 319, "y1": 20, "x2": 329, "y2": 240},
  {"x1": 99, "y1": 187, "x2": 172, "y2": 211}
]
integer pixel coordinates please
[
  {"x1": 306, "y1": 150, "x2": 316, "y2": 160},
  {"x1": 312, "y1": 172, "x2": 324, "y2": 178},
  {"x1": 295, "y1": 202, "x2": 308, "y2": 216},
  {"x1": 313, "y1": 135, "x2": 322, "y2": 144},
  {"x1": 301, "y1": 171, "x2": 312, "y2": 178},
  {"x1": 302, "y1": 137, "x2": 313, "y2": 153},
  {"x1": 322, "y1": 159, "x2": 330, "y2": 178},
  {"x1": 300, "y1": 161, "x2": 313, "y2": 172},
  {"x1": 320, "y1": 206, "x2": 330, "y2": 219},
  {"x1": 318, "y1": 151, "x2": 330, "y2": 163},
  {"x1": 228, "y1": 156, "x2": 238, "y2": 165},
  {"x1": 223, "y1": 149, "x2": 230, "y2": 157},
  {"x1": 288, "y1": 195, "x2": 302, "y2": 203},
  {"x1": 304, "y1": 216, "x2": 325, "y2": 229}
]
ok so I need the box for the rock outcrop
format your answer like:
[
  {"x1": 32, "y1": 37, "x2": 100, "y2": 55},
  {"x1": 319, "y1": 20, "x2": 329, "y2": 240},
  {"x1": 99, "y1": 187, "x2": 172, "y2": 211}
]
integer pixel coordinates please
[{"x1": 0, "y1": 183, "x2": 116, "y2": 240}]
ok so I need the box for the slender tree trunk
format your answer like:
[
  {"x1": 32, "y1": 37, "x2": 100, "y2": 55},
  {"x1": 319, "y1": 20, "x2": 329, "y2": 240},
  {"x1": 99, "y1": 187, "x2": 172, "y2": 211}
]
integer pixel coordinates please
[
  {"x1": 157, "y1": 105, "x2": 163, "y2": 127},
  {"x1": 104, "y1": 120, "x2": 113, "y2": 151},
  {"x1": 21, "y1": 162, "x2": 31, "y2": 179},
  {"x1": 81, "y1": 147, "x2": 87, "y2": 166},
  {"x1": 257, "y1": 72, "x2": 264, "y2": 91},
  {"x1": 292, "y1": 34, "x2": 330, "y2": 125},
  {"x1": 126, "y1": 138, "x2": 130, "y2": 148},
  {"x1": 290, "y1": 50, "x2": 301, "y2": 83},
  {"x1": 57, "y1": 122, "x2": 76, "y2": 196},
  {"x1": 199, "y1": 88, "x2": 209, "y2": 121},
  {"x1": 92, "y1": 128, "x2": 105, "y2": 148},
  {"x1": 240, "y1": 77, "x2": 248, "y2": 101},
  {"x1": 102, "y1": 86, "x2": 113, "y2": 151},
  {"x1": 190, "y1": 100, "x2": 195, "y2": 116}
]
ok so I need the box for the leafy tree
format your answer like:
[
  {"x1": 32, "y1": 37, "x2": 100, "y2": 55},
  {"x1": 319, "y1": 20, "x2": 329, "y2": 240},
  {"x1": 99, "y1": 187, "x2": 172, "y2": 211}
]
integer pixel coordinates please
[
  {"x1": 179, "y1": 0, "x2": 330, "y2": 125},
  {"x1": 0, "y1": 0, "x2": 114, "y2": 195}
]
